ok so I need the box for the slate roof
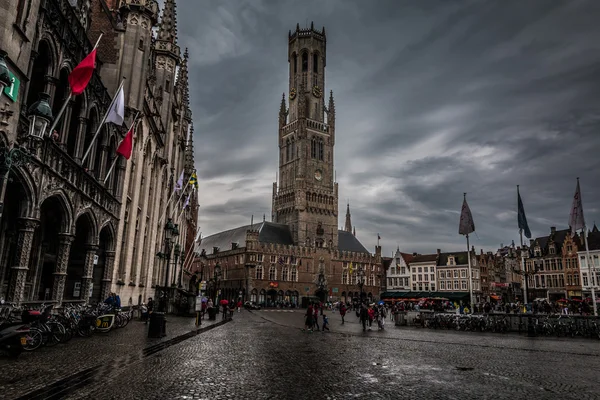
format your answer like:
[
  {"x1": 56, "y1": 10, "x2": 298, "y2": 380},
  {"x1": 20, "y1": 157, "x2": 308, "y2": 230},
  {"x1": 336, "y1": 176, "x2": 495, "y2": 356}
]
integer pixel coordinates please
[
  {"x1": 199, "y1": 222, "x2": 370, "y2": 255},
  {"x1": 584, "y1": 230, "x2": 600, "y2": 251},
  {"x1": 437, "y1": 251, "x2": 472, "y2": 266},
  {"x1": 338, "y1": 230, "x2": 370, "y2": 253},
  {"x1": 410, "y1": 254, "x2": 438, "y2": 264},
  {"x1": 531, "y1": 228, "x2": 576, "y2": 256}
]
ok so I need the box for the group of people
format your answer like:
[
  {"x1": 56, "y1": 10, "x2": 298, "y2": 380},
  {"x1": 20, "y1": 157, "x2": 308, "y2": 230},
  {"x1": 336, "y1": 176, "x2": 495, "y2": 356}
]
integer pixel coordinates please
[{"x1": 302, "y1": 302, "x2": 330, "y2": 332}]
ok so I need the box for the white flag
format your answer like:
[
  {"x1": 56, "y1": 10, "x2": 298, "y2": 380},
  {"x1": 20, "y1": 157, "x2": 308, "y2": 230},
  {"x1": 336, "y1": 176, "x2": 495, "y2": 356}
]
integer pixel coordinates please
[
  {"x1": 569, "y1": 179, "x2": 585, "y2": 236},
  {"x1": 105, "y1": 85, "x2": 125, "y2": 125},
  {"x1": 459, "y1": 194, "x2": 475, "y2": 235},
  {"x1": 194, "y1": 228, "x2": 202, "y2": 242}
]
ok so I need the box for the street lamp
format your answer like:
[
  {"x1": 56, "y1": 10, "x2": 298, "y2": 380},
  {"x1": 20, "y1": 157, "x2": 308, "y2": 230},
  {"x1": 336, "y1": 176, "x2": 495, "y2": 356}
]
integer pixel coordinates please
[
  {"x1": 512, "y1": 261, "x2": 541, "y2": 337},
  {"x1": 160, "y1": 218, "x2": 175, "y2": 312},
  {"x1": 213, "y1": 263, "x2": 222, "y2": 303},
  {"x1": 178, "y1": 247, "x2": 185, "y2": 288},
  {"x1": 0, "y1": 91, "x2": 53, "y2": 219},
  {"x1": 172, "y1": 243, "x2": 180, "y2": 286},
  {"x1": 357, "y1": 264, "x2": 365, "y2": 303},
  {"x1": 27, "y1": 92, "x2": 54, "y2": 139},
  {"x1": 0, "y1": 50, "x2": 12, "y2": 96}
]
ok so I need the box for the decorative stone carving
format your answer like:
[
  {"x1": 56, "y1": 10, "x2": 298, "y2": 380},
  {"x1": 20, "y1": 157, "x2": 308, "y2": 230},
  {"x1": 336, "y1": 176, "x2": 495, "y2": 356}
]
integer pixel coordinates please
[
  {"x1": 52, "y1": 233, "x2": 75, "y2": 304},
  {"x1": 7, "y1": 218, "x2": 40, "y2": 304},
  {"x1": 101, "y1": 251, "x2": 115, "y2": 300},
  {"x1": 0, "y1": 102, "x2": 13, "y2": 126},
  {"x1": 81, "y1": 244, "x2": 98, "y2": 304}
]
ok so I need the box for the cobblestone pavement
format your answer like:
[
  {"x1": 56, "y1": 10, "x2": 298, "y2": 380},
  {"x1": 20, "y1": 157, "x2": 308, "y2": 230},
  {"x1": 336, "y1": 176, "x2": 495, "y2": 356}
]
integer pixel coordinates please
[
  {"x1": 18, "y1": 308, "x2": 595, "y2": 400},
  {"x1": 0, "y1": 314, "x2": 224, "y2": 400}
]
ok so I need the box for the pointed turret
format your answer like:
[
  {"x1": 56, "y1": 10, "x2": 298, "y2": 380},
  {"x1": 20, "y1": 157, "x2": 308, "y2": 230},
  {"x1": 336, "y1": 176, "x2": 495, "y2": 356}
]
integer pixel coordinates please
[
  {"x1": 184, "y1": 125, "x2": 195, "y2": 176},
  {"x1": 592, "y1": 223, "x2": 599, "y2": 233},
  {"x1": 327, "y1": 90, "x2": 335, "y2": 127},
  {"x1": 176, "y1": 48, "x2": 191, "y2": 115},
  {"x1": 279, "y1": 93, "x2": 287, "y2": 128},
  {"x1": 353, "y1": 226, "x2": 356, "y2": 237},
  {"x1": 344, "y1": 202, "x2": 352, "y2": 232},
  {"x1": 158, "y1": 0, "x2": 178, "y2": 44}
]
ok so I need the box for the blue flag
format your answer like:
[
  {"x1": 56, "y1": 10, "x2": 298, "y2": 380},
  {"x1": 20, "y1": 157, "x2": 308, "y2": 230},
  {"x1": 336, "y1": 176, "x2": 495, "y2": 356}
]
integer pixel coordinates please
[{"x1": 517, "y1": 187, "x2": 532, "y2": 239}]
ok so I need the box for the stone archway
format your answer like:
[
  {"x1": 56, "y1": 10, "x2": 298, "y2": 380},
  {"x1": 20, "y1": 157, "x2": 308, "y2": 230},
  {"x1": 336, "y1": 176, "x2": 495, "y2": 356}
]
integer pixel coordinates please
[
  {"x1": 0, "y1": 168, "x2": 36, "y2": 303},
  {"x1": 65, "y1": 212, "x2": 97, "y2": 302},
  {"x1": 93, "y1": 224, "x2": 115, "y2": 304},
  {"x1": 36, "y1": 194, "x2": 73, "y2": 304}
]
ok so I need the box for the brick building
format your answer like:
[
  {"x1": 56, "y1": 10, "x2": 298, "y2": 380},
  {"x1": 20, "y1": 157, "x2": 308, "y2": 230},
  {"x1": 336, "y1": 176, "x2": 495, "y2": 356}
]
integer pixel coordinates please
[{"x1": 195, "y1": 23, "x2": 382, "y2": 306}]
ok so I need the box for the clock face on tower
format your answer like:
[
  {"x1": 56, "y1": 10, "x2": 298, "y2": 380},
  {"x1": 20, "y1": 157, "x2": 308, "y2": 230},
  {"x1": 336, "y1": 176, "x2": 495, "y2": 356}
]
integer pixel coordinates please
[{"x1": 314, "y1": 169, "x2": 323, "y2": 181}]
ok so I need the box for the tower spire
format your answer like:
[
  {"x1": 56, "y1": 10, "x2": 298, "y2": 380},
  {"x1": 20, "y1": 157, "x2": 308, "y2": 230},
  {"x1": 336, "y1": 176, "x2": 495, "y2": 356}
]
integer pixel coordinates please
[
  {"x1": 327, "y1": 90, "x2": 335, "y2": 127},
  {"x1": 184, "y1": 125, "x2": 195, "y2": 175},
  {"x1": 279, "y1": 92, "x2": 287, "y2": 127},
  {"x1": 176, "y1": 47, "x2": 190, "y2": 108},
  {"x1": 344, "y1": 202, "x2": 352, "y2": 232},
  {"x1": 158, "y1": 0, "x2": 178, "y2": 44}
]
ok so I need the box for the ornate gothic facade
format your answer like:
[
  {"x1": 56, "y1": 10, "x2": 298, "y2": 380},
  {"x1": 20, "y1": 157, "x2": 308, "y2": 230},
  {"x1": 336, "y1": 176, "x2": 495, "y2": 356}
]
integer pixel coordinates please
[{"x1": 0, "y1": 0, "x2": 197, "y2": 307}]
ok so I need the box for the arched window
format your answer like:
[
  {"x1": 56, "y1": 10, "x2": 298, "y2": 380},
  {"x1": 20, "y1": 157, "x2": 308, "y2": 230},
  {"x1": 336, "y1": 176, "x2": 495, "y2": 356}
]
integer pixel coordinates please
[
  {"x1": 318, "y1": 139, "x2": 324, "y2": 160},
  {"x1": 291, "y1": 267, "x2": 297, "y2": 282},
  {"x1": 301, "y1": 52, "x2": 308, "y2": 72},
  {"x1": 342, "y1": 271, "x2": 348, "y2": 284},
  {"x1": 255, "y1": 265, "x2": 263, "y2": 280},
  {"x1": 281, "y1": 267, "x2": 288, "y2": 281},
  {"x1": 286, "y1": 138, "x2": 290, "y2": 162},
  {"x1": 313, "y1": 53, "x2": 318, "y2": 73},
  {"x1": 269, "y1": 266, "x2": 276, "y2": 281},
  {"x1": 292, "y1": 53, "x2": 297, "y2": 74},
  {"x1": 311, "y1": 137, "x2": 317, "y2": 158},
  {"x1": 291, "y1": 138, "x2": 295, "y2": 160}
]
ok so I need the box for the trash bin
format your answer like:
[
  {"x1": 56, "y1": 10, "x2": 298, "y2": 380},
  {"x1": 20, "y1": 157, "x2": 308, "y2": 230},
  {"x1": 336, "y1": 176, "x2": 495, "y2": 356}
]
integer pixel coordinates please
[
  {"x1": 207, "y1": 306, "x2": 217, "y2": 320},
  {"x1": 148, "y1": 312, "x2": 166, "y2": 338},
  {"x1": 395, "y1": 312, "x2": 407, "y2": 326}
]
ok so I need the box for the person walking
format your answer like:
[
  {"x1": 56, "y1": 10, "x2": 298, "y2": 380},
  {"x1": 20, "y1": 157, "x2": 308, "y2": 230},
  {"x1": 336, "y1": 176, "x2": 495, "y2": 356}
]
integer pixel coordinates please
[
  {"x1": 339, "y1": 302, "x2": 347, "y2": 324},
  {"x1": 144, "y1": 297, "x2": 154, "y2": 324},
  {"x1": 322, "y1": 314, "x2": 330, "y2": 332},
  {"x1": 303, "y1": 303, "x2": 314, "y2": 332},
  {"x1": 237, "y1": 299, "x2": 243, "y2": 313}
]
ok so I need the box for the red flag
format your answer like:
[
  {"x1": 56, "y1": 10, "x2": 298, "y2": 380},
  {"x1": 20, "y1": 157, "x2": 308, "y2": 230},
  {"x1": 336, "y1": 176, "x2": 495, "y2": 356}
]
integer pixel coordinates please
[
  {"x1": 68, "y1": 49, "x2": 97, "y2": 95},
  {"x1": 116, "y1": 125, "x2": 134, "y2": 159}
]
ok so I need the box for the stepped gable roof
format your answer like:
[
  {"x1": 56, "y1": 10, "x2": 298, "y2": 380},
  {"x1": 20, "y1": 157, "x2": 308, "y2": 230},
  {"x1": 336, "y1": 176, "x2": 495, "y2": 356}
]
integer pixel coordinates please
[
  {"x1": 531, "y1": 228, "x2": 574, "y2": 256},
  {"x1": 410, "y1": 254, "x2": 438, "y2": 264},
  {"x1": 338, "y1": 230, "x2": 369, "y2": 253},
  {"x1": 199, "y1": 223, "x2": 370, "y2": 254}
]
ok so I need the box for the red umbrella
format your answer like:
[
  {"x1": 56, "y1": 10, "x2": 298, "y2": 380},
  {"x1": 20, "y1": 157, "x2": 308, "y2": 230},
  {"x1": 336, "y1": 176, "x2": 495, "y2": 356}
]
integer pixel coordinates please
[{"x1": 220, "y1": 299, "x2": 229, "y2": 306}]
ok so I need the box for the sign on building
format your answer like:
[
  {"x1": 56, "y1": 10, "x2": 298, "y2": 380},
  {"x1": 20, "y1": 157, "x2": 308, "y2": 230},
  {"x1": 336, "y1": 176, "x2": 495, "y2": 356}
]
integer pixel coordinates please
[{"x1": 3, "y1": 71, "x2": 19, "y2": 102}]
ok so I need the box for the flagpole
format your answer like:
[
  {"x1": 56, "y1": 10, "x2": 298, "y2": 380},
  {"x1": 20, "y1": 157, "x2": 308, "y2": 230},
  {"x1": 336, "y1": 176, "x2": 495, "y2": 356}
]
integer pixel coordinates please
[
  {"x1": 158, "y1": 181, "x2": 181, "y2": 225},
  {"x1": 466, "y1": 233, "x2": 474, "y2": 312},
  {"x1": 81, "y1": 78, "x2": 126, "y2": 165},
  {"x1": 102, "y1": 111, "x2": 139, "y2": 184},
  {"x1": 170, "y1": 179, "x2": 191, "y2": 218},
  {"x1": 583, "y1": 226, "x2": 598, "y2": 316},
  {"x1": 47, "y1": 33, "x2": 104, "y2": 137}
]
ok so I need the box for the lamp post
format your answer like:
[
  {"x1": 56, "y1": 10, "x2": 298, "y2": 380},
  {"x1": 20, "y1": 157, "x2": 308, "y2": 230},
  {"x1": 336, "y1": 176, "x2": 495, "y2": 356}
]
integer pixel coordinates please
[
  {"x1": 0, "y1": 92, "x2": 53, "y2": 219},
  {"x1": 213, "y1": 263, "x2": 222, "y2": 304},
  {"x1": 173, "y1": 243, "x2": 180, "y2": 287},
  {"x1": 171, "y1": 224, "x2": 180, "y2": 286},
  {"x1": 357, "y1": 264, "x2": 365, "y2": 303},
  {"x1": 160, "y1": 218, "x2": 175, "y2": 312},
  {"x1": 512, "y1": 261, "x2": 541, "y2": 337},
  {"x1": 178, "y1": 246, "x2": 186, "y2": 288},
  {"x1": 317, "y1": 271, "x2": 325, "y2": 302}
]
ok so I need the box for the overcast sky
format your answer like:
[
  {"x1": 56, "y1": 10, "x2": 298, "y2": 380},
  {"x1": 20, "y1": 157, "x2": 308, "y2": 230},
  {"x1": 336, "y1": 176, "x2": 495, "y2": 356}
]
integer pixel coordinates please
[{"x1": 172, "y1": 0, "x2": 600, "y2": 255}]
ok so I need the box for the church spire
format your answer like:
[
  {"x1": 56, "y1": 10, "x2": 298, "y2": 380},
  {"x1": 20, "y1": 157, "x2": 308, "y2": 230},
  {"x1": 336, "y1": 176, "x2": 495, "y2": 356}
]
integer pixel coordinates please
[
  {"x1": 184, "y1": 125, "x2": 195, "y2": 176},
  {"x1": 279, "y1": 92, "x2": 287, "y2": 128},
  {"x1": 177, "y1": 47, "x2": 190, "y2": 108},
  {"x1": 344, "y1": 202, "x2": 352, "y2": 232},
  {"x1": 327, "y1": 90, "x2": 335, "y2": 126},
  {"x1": 158, "y1": 0, "x2": 178, "y2": 44}
]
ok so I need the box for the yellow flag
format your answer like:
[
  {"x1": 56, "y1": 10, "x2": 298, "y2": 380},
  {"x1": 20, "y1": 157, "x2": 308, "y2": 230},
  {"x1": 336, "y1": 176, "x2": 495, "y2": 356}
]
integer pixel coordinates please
[{"x1": 349, "y1": 262, "x2": 354, "y2": 275}]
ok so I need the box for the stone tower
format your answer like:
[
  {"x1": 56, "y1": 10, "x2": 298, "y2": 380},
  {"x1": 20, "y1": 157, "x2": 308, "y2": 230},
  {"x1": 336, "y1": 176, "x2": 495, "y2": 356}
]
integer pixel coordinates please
[
  {"x1": 272, "y1": 22, "x2": 339, "y2": 248},
  {"x1": 115, "y1": 0, "x2": 159, "y2": 108},
  {"x1": 154, "y1": 0, "x2": 180, "y2": 135}
]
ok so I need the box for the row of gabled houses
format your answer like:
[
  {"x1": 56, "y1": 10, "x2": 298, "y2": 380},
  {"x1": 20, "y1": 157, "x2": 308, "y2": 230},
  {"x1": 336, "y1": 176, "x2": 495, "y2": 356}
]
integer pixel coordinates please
[{"x1": 382, "y1": 225, "x2": 600, "y2": 304}]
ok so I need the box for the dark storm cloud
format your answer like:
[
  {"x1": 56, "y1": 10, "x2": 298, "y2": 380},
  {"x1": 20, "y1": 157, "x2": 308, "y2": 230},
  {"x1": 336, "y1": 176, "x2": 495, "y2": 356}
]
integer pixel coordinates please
[{"x1": 173, "y1": 0, "x2": 600, "y2": 253}]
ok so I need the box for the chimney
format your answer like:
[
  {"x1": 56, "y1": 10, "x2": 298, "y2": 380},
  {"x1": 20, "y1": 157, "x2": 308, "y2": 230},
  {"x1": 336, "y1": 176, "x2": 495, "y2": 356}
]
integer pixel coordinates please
[
  {"x1": 550, "y1": 226, "x2": 556, "y2": 234},
  {"x1": 436, "y1": 249, "x2": 441, "y2": 255}
]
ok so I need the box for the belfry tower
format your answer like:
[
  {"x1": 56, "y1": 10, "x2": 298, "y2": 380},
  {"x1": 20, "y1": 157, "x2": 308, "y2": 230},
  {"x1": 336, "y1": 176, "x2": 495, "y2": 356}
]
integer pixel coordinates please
[{"x1": 272, "y1": 22, "x2": 339, "y2": 249}]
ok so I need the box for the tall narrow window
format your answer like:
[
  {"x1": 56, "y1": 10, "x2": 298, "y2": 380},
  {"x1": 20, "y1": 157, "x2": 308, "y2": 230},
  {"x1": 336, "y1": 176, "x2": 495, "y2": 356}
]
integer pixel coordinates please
[
  {"x1": 313, "y1": 53, "x2": 318, "y2": 73},
  {"x1": 291, "y1": 139, "x2": 295, "y2": 161},
  {"x1": 302, "y1": 53, "x2": 308, "y2": 72},
  {"x1": 286, "y1": 139, "x2": 290, "y2": 162},
  {"x1": 318, "y1": 139, "x2": 324, "y2": 160},
  {"x1": 293, "y1": 54, "x2": 297, "y2": 74},
  {"x1": 311, "y1": 137, "x2": 317, "y2": 158}
]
